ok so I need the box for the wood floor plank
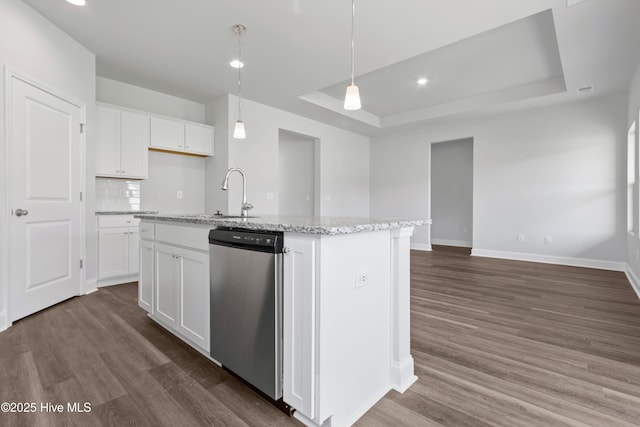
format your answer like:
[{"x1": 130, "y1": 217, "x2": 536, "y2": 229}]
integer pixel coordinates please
[{"x1": 2, "y1": 249, "x2": 640, "y2": 426}]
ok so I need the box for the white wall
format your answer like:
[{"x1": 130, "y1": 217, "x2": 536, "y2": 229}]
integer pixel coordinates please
[
  {"x1": 371, "y1": 95, "x2": 627, "y2": 269},
  {"x1": 205, "y1": 95, "x2": 370, "y2": 217},
  {"x1": 0, "y1": 0, "x2": 96, "y2": 329},
  {"x1": 279, "y1": 130, "x2": 316, "y2": 216},
  {"x1": 96, "y1": 77, "x2": 206, "y2": 214},
  {"x1": 431, "y1": 138, "x2": 473, "y2": 247},
  {"x1": 97, "y1": 77, "x2": 204, "y2": 122}
]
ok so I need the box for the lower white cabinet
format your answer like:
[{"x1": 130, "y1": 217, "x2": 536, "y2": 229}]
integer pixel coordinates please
[
  {"x1": 97, "y1": 215, "x2": 140, "y2": 285},
  {"x1": 141, "y1": 222, "x2": 210, "y2": 353},
  {"x1": 138, "y1": 238, "x2": 154, "y2": 312},
  {"x1": 283, "y1": 235, "x2": 317, "y2": 420}
]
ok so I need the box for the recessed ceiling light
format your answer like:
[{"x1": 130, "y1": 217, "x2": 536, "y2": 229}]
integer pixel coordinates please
[
  {"x1": 417, "y1": 77, "x2": 428, "y2": 86},
  {"x1": 66, "y1": 0, "x2": 86, "y2": 6},
  {"x1": 230, "y1": 60, "x2": 244, "y2": 69}
]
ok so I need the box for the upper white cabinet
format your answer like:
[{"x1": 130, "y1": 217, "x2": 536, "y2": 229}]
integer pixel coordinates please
[
  {"x1": 96, "y1": 104, "x2": 149, "y2": 179},
  {"x1": 150, "y1": 116, "x2": 214, "y2": 157}
]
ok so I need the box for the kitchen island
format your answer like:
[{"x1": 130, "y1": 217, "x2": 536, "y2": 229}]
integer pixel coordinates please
[{"x1": 134, "y1": 213, "x2": 425, "y2": 427}]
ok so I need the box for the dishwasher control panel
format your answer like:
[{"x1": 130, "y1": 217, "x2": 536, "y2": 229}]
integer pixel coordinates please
[{"x1": 209, "y1": 227, "x2": 283, "y2": 253}]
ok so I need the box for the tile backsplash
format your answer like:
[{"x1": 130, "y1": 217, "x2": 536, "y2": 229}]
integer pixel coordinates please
[{"x1": 95, "y1": 178, "x2": 141, "y2": 211}]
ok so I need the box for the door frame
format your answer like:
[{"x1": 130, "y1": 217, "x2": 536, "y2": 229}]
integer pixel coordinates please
[
  {"x1": 428, "y1": 136, "x2": 475, "y2": 251},
  {"x1": 1, "y1": 67, "x2": 87, "y2": 330}
]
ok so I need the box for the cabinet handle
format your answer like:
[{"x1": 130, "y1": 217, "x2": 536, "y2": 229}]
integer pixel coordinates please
[{"x1": 283, "y1": 247, "x2": 291, "y2": 254}]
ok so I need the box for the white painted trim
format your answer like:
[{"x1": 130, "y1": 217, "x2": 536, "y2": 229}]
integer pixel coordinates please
[
  {"x1": 0, "y1": 311, "x2": 7, "y2": 332},
  {"x1": 471, "y1": 249, "x2": 626, "y2": 271},
  {"x1": 390, "y1": 359, "x2": 418, "y2": 393},
  {"x1": 1, "y1": 66, "x2": 11, "y2": 331},
  {"x1": 410, "y1": 243, "x2": 432, "y2": 251},
  {"x1": 97, "y1": 274, "x2": 139, "y2": 288},
  {"x1": 625, "y1": 264, "x2": 640, "y2": 301},
  {"x1": 84, "y1": 278, "x2": 98, "y2": 295},
  {"x1": 431, "y1": 238, "x2": 472, "y2": 247}
]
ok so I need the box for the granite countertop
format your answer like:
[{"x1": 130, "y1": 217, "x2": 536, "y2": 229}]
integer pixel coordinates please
[
  {"x1": 133, "y1": 213, "x2": 427, "y2": 235},
  {"x1": 96, "y1": 210, "x2": 159, "y2": 215}
]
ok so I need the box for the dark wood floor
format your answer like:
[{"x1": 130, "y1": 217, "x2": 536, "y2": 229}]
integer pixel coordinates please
[{"x1": 2, "y1": 251, "x2": 640, "y2": 426}]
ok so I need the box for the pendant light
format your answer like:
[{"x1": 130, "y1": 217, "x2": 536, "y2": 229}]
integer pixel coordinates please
[
  {"x1": 233, "y1": 24, "x2": 247, "y2": 139},
  {"x1": 344, "y1": 0, "x2": 361, "y2": 110}
]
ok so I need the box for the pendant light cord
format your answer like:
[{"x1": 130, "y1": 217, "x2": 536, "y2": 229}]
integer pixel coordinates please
[
  {"x1": 237, "y1": 27, "x2": 243, "y2": 120},
  {"x1": 350, "y1": 0, "x2": 356, "y2": 85}
]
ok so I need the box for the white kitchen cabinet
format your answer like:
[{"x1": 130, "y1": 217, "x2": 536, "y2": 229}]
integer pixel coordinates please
[
  {"x1": 96, "y1": 104, "x2": 149, "y2": 179},
  {"x1": 176, "y1": 247, "x2": 209, "y2": 349},
  {"x1": 97, "y1": 215, "x2": 140, "y2": 286},
  {"x1": 150, "y1": 116, "x2": 214, "y2": 156},
  {"x1": 147, "y1": 224, "x2": 210, "y2": 353},
  {"x1": 283, "y1": 236, "x2": 317, "y2": 420},
  {"x1": 149, "y1": 116, "x2": 185, "y2": 152},
  {"x1": 154, "y1": 242, "x2": 179, "y2": 326},
  {"x1": 138, "y1": 221, "x2": 155, "y2": 313},
  {"x1": 185, "y1": 123, "x2": 214, "y2": 155}
]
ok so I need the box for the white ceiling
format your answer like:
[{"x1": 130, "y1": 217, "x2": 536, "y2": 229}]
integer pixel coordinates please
[{"x1": 20, "y1": 0, "x2": 640, "y2": 135}]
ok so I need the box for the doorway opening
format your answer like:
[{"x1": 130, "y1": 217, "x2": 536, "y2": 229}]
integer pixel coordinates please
[
  {"x1": 430, "y1": 137, "x2": 474, "y2": 253},
  {"x1": 278, "y1": 129, "x2": 319, "y2": 216}
]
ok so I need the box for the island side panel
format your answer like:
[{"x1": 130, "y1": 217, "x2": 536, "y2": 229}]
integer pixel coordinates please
[
  {"x1": 390, "y1": 226, "x2": 418, "y2": 392},
  {"x1": 316, "y1": 230, "x2": 392, "y2": 426}
]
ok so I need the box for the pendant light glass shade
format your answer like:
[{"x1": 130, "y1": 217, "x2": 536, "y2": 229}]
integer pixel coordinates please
[
  {"x1": 344, "y1": 0, "x2": 361, "y2": 111},
  {"x1": 233, "y1": 120, "x2": 246, "y2": 139},
  {"x1": 344, "y1": 84, "x2": 361, "y2": 110},
  {"x1": 233, "y1": 24, "x2": 247, "y2": 139}
]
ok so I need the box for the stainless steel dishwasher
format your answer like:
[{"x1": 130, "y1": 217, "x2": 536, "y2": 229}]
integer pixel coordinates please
[{"x1": 209, "y1": 227, "x2": 285, "y2": 401}]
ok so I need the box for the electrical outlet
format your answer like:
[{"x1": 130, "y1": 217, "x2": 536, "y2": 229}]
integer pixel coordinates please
[
  {"x1": 517, "y1": 234, "x2": 525, "y2": 242},
  {"x1": 266, "y1": 192, "x2": 274, "y2": 200},
  {"x1": 545, "y1": 235, "x2": 552, "y2": 244},
  {"x1": 355, "y1": 272, "x2": 369, "y2": 288},
  {"x1": 177, "y1": 190, "x2": 183, "y2": 199}
]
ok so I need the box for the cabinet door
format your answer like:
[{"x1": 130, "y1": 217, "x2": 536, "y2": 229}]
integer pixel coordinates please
[
  {"x1": 139, "y1": 239, "x2": 154, "y2": 313},
  {"x1": 176, "y1": 247, "x2": 210, "y2": 351},
  {"x1": 98, "y1": 227, "x2": 129, "y2": 279},
  {"x1": 150, "y1": 116, "x2": 185, "y2": 151},
  {"x1": 283, "y1": 237, "x2": 316, "y2": 419},
  {"x1": 154, "y1": 243, "x2": 178, "y2": 327},
  {"x1": 95, "y1": 105, "x2": 120, "y2": 177},
  {"x1": 128, "y1": 228, "x2": 140, "y2": 274},
  {"x1": 120, "y1": 111, "x2": 149, "y2": 179},
  {"x1": 185, "y1": 123, "x2": 214, "y2": 156}
]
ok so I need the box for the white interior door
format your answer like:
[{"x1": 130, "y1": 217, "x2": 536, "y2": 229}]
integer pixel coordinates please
[{"x1": 9, "y1": 75, "x2": 83, "y2": 322}]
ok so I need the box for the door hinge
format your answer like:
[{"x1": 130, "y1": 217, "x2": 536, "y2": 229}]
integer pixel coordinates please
[
  {"x1": 80, "y1": 123, "x2": 86, "y2": 134},
  {"x1": 80, "y1": 260, "x2": 83, "y2": 269},
  {"x1": 80, "y1": 191, "x2": 83, "y2": 201}
]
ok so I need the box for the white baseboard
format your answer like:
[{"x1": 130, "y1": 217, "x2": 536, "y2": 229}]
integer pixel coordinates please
[
  {"x1": 625, "y1": 264, "x2": 640, "y2": 301},
  {"x1": 410, "y1": 243, "x2": 432, "y2": 251},
  {"x1": 84, "y1": 278, "x2": 98, "y2": 295},
  {"x1": 0, "y1": 311, "x2": 7, "y2": 333},
  {"x1": 431, "y1": 239, "x2": 472, "y2": 247},
  {"x1": 471, "y1": 249, "x2": 626, "y2": 272},
  {"x1": 97, "y1": 274, "x2": 138, "y2": 288}
]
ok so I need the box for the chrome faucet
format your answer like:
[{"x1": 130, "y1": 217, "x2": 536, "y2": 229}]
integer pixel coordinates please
[{"x1": 221, "y1": 168, "x2": 253, "y2": 217}]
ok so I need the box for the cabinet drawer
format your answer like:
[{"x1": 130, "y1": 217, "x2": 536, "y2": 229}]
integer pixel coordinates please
[
  {"x1": 140, "y1": 221, "x2": 155, "y2": 240},
  {"x1": 155, "y1": 223, "x2": 210, "y2": 251},
  {"x1": 98, "y1": 215, "x2": 140, "y2": 228}
]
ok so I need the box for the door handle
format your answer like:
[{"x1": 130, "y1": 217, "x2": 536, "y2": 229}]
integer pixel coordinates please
[{"x1": 15, "y1": 208, "x2": 29, "y2": 217}]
